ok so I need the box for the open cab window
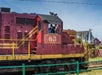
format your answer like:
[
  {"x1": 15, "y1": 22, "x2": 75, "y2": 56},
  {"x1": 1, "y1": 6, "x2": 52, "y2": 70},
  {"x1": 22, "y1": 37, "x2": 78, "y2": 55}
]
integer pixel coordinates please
[
  {"x1": 48, "y1": 24, "x2": 59, "y2": 34},
  {"x1": 38, "y1": 21, "x2": 41, "y2": 31}
]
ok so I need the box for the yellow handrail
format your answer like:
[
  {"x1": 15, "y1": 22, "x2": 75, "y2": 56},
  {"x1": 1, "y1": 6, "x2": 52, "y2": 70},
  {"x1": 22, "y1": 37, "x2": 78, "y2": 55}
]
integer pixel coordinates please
[
  {"x1": 18, "y1": 25, "x2": 38, "y2": 47},
  {"x1": 12, "y1": 41, "x2": 15, "y2": 59},
  {"x1": 0, "y1": 38, "x2": 37, "y2": 49},
  {"x1": 24, "y1": 25, "x2": 38, "y2": 39},
  {"x1": 28, "y1": 41, "x2": 30, "y2": 59},
  {"x1": 0, "y1": 39, "x2": 37, "y2": 41},
  {"x1": 0, "y1": 25, "x2": 38, "y2": 49},
  {"x1": 74, "y1": 38, "x2": 76, "y2": 47}
]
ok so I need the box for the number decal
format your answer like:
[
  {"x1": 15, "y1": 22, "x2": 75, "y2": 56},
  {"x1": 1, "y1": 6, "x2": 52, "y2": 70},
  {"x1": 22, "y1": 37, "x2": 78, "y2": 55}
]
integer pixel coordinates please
[{"x1": 48, "y1": 36, "x2": 57, "y2": 42}]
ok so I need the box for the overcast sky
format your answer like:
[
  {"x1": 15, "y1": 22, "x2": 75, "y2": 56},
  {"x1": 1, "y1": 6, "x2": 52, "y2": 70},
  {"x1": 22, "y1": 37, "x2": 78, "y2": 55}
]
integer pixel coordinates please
[{"x1": 0, "y1": 0, "x2": 102, "y2": 40}]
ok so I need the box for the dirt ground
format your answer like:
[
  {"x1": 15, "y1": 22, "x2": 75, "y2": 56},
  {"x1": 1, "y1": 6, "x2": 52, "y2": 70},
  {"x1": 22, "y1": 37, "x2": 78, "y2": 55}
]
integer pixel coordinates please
[{"x1": 79, "y1": 70, "x2": 102, "y2": 75}]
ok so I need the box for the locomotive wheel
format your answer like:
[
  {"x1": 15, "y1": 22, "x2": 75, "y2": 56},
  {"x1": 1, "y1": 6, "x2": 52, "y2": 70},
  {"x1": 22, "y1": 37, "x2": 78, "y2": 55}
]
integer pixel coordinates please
[
  {"x1": 54, "y1": 60, "x2": 67, "y2": 75},
  {"x1": 80, "y1": 58, "x2": 88, "y2": 69},
  {"x1": 39, "y1": 60, "x2": 52, "y2": 73},
  {"x1": 64, "y1": 65, "x2": 71, "y2": 71},
  {"x1": 33, "y1": 67, "x2": 40, "y2": 74},
  {"x1": 69, "y1": 59, "x2": 77, "y2": 71},
  {"x1": 80, "y1": 63, "x2": 88, "y2": 69},
  {"x1": 64, "y1": 63, "x2": 76, "y2": 74},
  {"x1": 40, "y1": 66, "x2": 51, "y2": 73}
]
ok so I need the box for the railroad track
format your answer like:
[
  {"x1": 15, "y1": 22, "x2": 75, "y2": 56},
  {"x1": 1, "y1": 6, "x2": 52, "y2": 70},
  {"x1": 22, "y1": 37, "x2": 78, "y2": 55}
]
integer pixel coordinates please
[{"x1": 89, "y1": 62, "x2": 102, "y2": 67}]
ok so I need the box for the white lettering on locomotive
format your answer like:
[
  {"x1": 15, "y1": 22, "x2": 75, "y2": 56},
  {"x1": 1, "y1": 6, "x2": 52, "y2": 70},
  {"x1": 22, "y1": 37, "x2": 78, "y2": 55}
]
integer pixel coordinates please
[{"x1": 48, "y1": 36, "x2": 57, "y2": 42}]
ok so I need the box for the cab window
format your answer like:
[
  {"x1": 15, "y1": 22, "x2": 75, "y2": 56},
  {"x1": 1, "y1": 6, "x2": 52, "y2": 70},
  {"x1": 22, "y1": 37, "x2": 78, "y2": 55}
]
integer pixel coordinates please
[
  {"x1": 48, "y1": 24, "x2": 59, "y2": 33},
  {"x1": 38, "y1": 21, "x2": 41, "y2": 31}
]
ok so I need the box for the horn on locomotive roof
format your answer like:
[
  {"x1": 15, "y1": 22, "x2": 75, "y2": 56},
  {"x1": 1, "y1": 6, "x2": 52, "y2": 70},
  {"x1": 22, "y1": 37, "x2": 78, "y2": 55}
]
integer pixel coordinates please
[{"x1": 49, "y1": 12, "x2": 57, "y2": 16}]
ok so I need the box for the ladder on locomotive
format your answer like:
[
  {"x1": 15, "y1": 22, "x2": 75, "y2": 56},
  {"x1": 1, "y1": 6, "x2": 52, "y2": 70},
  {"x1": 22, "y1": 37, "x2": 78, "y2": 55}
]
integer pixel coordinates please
[{"x1": 18, "y1": 25, "x2": 38, "y2": 54}]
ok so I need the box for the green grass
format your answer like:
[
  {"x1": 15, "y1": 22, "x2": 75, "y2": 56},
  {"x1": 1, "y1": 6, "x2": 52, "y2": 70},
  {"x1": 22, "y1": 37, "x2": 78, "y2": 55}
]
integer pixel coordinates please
[
  {"x1": 66, "y1": 70, "x2": 102, "y2": 75},
  {"x1": 79, "y1": 57, "x2": 102, "y2": 75},
  {"x1": 89, "y1": 57, "x2": 102, "y2": 61}
]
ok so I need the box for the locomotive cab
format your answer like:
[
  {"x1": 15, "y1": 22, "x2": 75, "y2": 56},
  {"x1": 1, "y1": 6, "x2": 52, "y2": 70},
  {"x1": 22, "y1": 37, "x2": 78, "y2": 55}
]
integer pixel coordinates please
[
  {"x1": 43, "y1": 21, "x2": 62, "y2": 44},
  {"x1": 36, "y1": 14, "x2": 63, "y2": 54}
]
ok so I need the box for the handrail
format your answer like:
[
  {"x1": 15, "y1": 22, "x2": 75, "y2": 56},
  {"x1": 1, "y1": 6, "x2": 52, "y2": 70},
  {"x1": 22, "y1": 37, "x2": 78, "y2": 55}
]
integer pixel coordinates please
[
  {"x1": 0, "y1": 39, "x2": 37, "y2": 49},
  {"x1": 25, "y1": 25, "x2": 38, "y2": 38},
  {"x1": 18, "y1": 25, "x2": 38, "y2": 47},
  {"x1": 0, "y1": 25, "x2": 38, "y2": 49},
  {"x1": 0, "y1": 39, "x2": 37, "y2": 41}
]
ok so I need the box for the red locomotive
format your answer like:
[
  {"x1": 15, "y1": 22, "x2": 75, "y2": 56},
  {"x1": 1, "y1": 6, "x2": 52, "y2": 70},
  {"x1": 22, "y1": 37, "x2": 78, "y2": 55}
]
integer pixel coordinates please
[{"x1": 0, "y1": 8, "x2": 89, "y2": 74}]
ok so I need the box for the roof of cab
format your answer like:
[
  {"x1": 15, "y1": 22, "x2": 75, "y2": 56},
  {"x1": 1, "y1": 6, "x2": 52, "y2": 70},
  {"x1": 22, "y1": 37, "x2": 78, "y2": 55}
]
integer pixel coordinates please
[{"x1": 38, "y1": 14, "x2": 63, "y2": 24}]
